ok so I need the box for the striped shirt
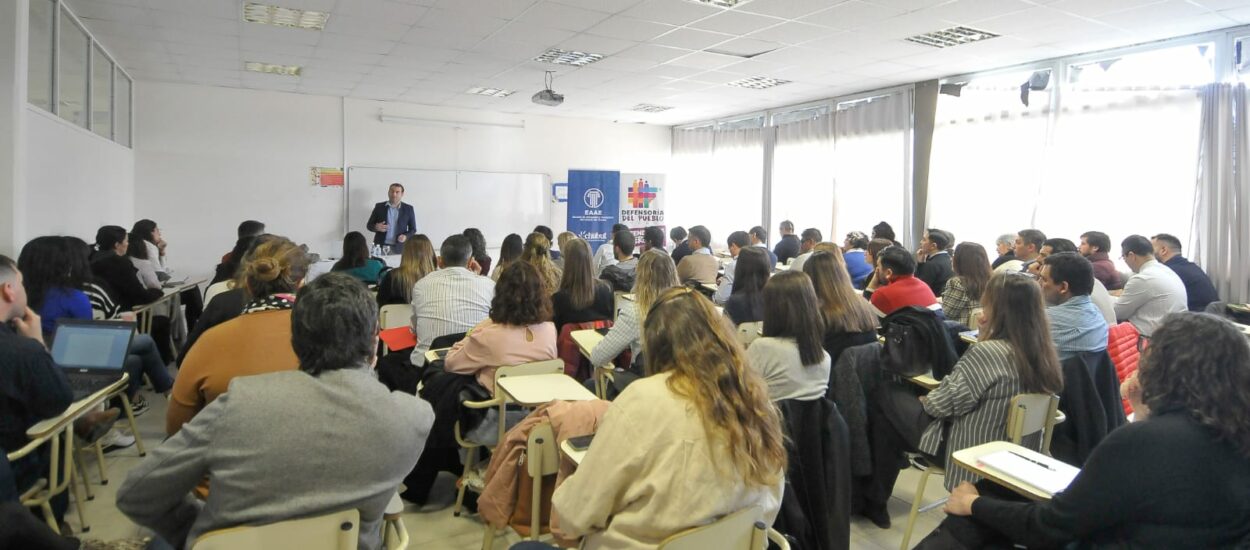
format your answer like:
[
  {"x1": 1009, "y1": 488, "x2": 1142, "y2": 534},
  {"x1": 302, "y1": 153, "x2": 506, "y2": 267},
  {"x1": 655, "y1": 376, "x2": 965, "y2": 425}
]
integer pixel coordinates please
[
  {"x1": 83, "y1": 282, "x2": 121, "y2": 320},
  {"x1": 919, "y1": 339, "x2": 1023, "y2": 490},
  {"x1": 590, "y1": 300, "x2": 643, "y2": 368},
  {"x1": 1047, "y1": 295, "x2": 1108, "y2": 360},
  {"x1": 408, "y1": 267, "x2": 495, "y2": 366}
]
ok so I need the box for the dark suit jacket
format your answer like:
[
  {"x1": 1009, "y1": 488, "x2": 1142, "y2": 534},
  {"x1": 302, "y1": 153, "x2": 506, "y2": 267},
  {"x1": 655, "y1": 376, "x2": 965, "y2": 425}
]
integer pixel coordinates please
[
  {"x1": 916, "y1": 251, "x2": 954, "y2": 297},
  {"x1": 366, "y1": 201, "x2": 417, "y2": 245},
  {"x1": 1164, "y1": 256, "x2": 1218, "y2": 311}
]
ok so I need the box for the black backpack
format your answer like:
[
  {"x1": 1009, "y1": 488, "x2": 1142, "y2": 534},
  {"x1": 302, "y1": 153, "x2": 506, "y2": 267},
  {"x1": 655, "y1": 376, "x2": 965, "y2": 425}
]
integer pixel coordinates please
[{"x1": 879, "y1": 306, "x2": 959, "y2": 380}]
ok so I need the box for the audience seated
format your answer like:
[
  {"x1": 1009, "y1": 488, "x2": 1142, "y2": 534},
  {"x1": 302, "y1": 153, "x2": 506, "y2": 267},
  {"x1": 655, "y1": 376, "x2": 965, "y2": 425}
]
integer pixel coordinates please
[
  {"x1": 641, "y1": 225, "x2": 666, "y2": 254},
  {"x1": 1113, "y1": 235, "x2": 1187, "y2": 337},
  {"x1": 167, "y1": 236, "x2": 309, "y2": 435},
  {"x1": 747, "y1": 271, "x2": 831, "y2": 402},
  {"x1": 990, "y1": 233, "x2": 1016, "y2": 270},
  {"x1": 551, "y1": 239, "x2": 614, "y2": 332},
  {"x1": 445, "y1": 262, "x2": 557, "y2": 393},
  {"x1": 869, "y1": 246, "x2": 939, "y2": 315},
  {"x1": 1041, "y1": 253, "x2": 1109, "y2": 359},
  {"x1": 723, "y1": 247, "x2": 769, "y2": 326},
  {"x1": 463, "y1": 227, "x2": 493, "y2": 278},
  {"x1": 551, "y1": 287, "x2": 784, "y2": 548},
  {"x1": 748, "y1": 225, "x2": 778, "y2": 266},
  {"x1": 712, "y1": 230, "x2": 750, "y2": 305},
  {"x1": 1026, "y1": 237, "x2": 1077, "y2": 277},
  {"x1": 1079, "y1": 230, "x2": 1123, "y2": 290},
  {"x1": 998, "y1": 228, "x2": 1044, "y2": 274},
  {"x1": 492, "y1": 233, "x2": 523, "y2": 282},
  {"x1": 179, "y1": 235, "x2": 273, "y2": 366},
  {"x1": 788, "y1": 228, "x2": 822, "y2": 272},
  {"x1": 118, "y1": 273, "x2": 434, "y2": 550},
  {"x1": 915, "y1": 228, "x2": 955, "y2": 297},
  {"x1": 126, "y1": 228, "x2": 163, "y2": 292},
  {"x1": 940, "y1": 313, "x2": 1250, "y2": 549},
  {"x1": 409, "y1": 235, "x2": 495, "y2": 367},
  {"x1": 861, "y1": 237, "x2": 895, "y2": 299},
  {"x1": 554, "y1": 231, "x2": 575, "y2": 270},
  {"x1": 773, "y1": 220, "x2": 801, "y2": 266},
  {"x1": 376, "y1": 234, "x2": 435, "y2": 307},
  {"x1": 211, "y1": 220, "x2": 265, "y2": 285},
  {"x1": 519, "y1": 232, "x2": 562, "y2": 295},
  {"x1": 132, "y1": 219, "x2": 203, "y2": 329},
  {"x1": 942, "y1": 242, "x2": 991, "y2": 327},
  {"x1": 668, "y1": 225, "x2": 690, "y2": 265},
  {"x1": 594, "y1": 223, "x2": 628, "y2": 276},
  {"x1": 88, "y1": 225, "x2": 163, "y2": 310},
  {"x1": 533, "y1": 225, "x2": 561, "y2": 262},
  {"x1": 600, "y1": 229, "x2": 639, "y2": 293},
  {"x1": 675, "y1": 225, "x2": 718, "y2": 285},
  {"x1": 841, "y1": 231, "x2": 874, "y2": 289},
  {"x1": 802, "y1": 250, "x2": 879, "y2": 366},
  {"x1": 872, "y1": 221, "x2": 900, "y2": 247},
  {"x1": 1152, "y1": 233, "x2": 1218, "y2": 312},
  {"x1": 589, "y1": 250, "x2": 679, "y2": 375},
  {"x1": 332, "y1": 231, "x2": 386, "y2": 284}
]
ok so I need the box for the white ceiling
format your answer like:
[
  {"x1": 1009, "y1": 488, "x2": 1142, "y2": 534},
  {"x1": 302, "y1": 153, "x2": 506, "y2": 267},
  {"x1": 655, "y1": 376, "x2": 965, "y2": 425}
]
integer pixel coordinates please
[{"x1": 67, "y1": 0, "x2": 1250, "y2": 125}]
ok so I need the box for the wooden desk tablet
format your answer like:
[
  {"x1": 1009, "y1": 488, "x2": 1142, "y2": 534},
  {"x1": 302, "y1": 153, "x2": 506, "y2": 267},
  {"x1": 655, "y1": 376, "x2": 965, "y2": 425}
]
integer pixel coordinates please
[
  {"x1": 908, "y1": 373, "x2": 940, "y2": 391},
  {"x1": 496, "y1": 373, "x2": 597, "y2": 406},
  {"x1": 27, "y1": 374, "x2": 130, "y2": 440},
  {"x1": 425, "y1": 347, "x2": 451, "y2": 365},
  {"x1": 952, "y1": 441, "x2": 1080, "y2": 501},
  {"x1": 560, "y1": 439, "x2": 586, "y2": 466},
  {"x1": 571, "y1": 329, "x2": 604, "y2": 361}
]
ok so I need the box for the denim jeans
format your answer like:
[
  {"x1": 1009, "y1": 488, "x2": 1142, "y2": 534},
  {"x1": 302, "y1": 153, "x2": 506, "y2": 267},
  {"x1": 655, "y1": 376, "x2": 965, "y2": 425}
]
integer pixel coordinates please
[{"x1": 125, "y1": 334, "x2": 175, "y2": 396}]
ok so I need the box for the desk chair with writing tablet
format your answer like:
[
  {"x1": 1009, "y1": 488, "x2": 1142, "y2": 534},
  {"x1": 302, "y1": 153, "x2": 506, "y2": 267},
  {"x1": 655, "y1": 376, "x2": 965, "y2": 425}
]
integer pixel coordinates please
[
  {"x1": 656, "y1": 506, "x2": 790, "y2": 550},
  {"x1": 192, "y1": 508, "x2": 360, "y2": 550},
  {"x1": 481, "y1": 421, "x2": 559, "y2": 548},
  {"x1": 7, "y1": 424, "x2": 89, "y2": 533}
]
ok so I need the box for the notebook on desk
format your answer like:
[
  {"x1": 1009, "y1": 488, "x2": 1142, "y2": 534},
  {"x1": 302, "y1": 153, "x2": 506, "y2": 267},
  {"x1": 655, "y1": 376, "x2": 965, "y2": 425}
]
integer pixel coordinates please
[
  {"x1": 51, "y1": 319, "x2": 135, "y2": 399},
  {"x1": 979, "y1": 449, "x2": 1080, "y2": 495}
]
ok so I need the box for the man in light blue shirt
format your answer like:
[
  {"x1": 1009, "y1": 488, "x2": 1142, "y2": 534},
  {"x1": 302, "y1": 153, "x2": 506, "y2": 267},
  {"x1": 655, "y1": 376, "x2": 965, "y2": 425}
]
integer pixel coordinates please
[{"x1": 1039, "y1": 252, "x2": 1108, "y2": 360}]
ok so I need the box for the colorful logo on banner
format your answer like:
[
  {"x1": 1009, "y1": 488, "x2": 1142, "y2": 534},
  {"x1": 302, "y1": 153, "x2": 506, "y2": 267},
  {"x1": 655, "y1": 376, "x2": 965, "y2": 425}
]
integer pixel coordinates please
[
  {"x1": 626, "y1": 177, "x2": 659, "y2": 208},
  {"x1": 567, "y1": 170, "x2": 621, "y2": 252}
]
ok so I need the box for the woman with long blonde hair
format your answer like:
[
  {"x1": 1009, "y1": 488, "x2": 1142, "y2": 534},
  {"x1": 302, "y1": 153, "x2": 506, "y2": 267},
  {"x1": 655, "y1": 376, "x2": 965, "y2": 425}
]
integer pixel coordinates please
[
  {"x1": 588, "y1": 250, "x2": 679, "y2": 370},
  {"x1": 376, "y1": 234, "x2": 435, "y2": 306},
  {"x1": 518, "y1": 232, "x2": 562, "y2": 295},
  {"x1": 553, "y1": 287, "x2": 786, "y2": 548}
]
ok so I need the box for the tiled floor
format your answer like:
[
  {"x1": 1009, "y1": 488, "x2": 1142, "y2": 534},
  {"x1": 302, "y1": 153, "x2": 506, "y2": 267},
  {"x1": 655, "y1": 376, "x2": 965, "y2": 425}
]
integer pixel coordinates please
[{"x1": 70, "y1": 389, "x2": 950, "y2": 549}]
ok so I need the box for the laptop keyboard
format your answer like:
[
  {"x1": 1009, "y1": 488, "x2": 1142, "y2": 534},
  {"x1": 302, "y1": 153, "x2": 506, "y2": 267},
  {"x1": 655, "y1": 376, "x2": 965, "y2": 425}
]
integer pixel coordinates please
[{"x1": 69, "y1": 376, "x2": 111, "y2": 397}]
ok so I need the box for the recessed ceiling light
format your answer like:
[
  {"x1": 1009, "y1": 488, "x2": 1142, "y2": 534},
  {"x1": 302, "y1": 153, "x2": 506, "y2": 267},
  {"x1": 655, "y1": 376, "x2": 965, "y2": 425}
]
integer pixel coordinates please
[
  {"x1": 685, "y1": 0, "x2": 754, "y2": 7},
  {"x1": 243, "y1": 2, "x2": 329, "y2": 31},
  {"x1": 245, "y1": 61, "x2": 302, "y2": 76},
  {"x1": 534, "y1": 48, "x2": 604, "y2": 67},
  {"x1": 727, "y1": 76, "x2": 791, "y2": 89},
  {"x1": 905, "y1": 26, "x2": 999, "y2": 48},
  {"x1": 466, "y1": 87, "x2": 516, "y2": 98},
  {"x1": 632, "y1": 104, "x2": 674, "y2": 112}
]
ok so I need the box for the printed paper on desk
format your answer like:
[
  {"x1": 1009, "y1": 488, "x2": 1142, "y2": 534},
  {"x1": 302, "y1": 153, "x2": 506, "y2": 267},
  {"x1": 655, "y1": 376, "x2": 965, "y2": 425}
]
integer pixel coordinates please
[
  {"x1": 379, "y1": 327, "x2": 417, "y2": 351},
  {"x1": 979, "y1": 450, "x2": 1080, "y2": 495}
]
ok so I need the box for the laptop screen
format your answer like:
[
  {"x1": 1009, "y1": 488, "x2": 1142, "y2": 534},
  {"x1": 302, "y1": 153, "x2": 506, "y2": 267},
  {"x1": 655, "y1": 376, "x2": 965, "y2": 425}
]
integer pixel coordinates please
[{"x1": 51, "y1": 321, "x2": 133, "y2": 370}]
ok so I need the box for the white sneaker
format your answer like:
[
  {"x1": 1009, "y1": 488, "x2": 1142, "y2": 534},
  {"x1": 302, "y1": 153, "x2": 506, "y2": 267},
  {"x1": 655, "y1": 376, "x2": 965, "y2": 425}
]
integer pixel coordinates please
[{"x1": 99, "y1": 429, "x2": 136, "y2": 453}]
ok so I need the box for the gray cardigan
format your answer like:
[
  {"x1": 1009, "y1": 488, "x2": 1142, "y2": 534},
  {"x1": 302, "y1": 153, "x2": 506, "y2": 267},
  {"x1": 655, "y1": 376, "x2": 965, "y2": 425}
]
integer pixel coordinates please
[{"x1": 117, "y1": 368, "x2": 434, "y2": 550}]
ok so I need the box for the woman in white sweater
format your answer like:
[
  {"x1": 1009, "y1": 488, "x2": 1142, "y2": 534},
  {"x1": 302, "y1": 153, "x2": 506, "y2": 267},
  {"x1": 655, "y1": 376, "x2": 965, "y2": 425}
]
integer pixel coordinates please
[{"x1": 747, "y1": 270, "x2": 831, "y2": 402}]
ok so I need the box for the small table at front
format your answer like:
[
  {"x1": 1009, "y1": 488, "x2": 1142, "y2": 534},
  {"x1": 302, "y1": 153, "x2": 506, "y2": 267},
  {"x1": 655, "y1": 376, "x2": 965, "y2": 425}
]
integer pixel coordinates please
[
  {"x1": 495, "y1": 373, "x2": 598, "y2": 407},
  {"x1": 559, "y1": 440, "x2": 586, "y2": 466},
  {"x1": 951, "y1": 441, "x2": 1077, "y2": 501}
]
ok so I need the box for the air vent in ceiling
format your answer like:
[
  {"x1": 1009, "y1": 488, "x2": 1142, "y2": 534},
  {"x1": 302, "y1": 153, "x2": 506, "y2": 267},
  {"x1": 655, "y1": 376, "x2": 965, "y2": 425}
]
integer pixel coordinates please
[
  {"x1": 686, "y1": 0, "x2": 755, "y2": 7},
  {"x1": 244, "y1": 61, "x2": 301, "y2": 76},
  {"x1": 905, "y1": 26, "x2": 999, "y2": 48},
  {"x1": 633, "y1": 104, "x2": 674, "y2": 112},
  {"x1": 727, "y1": 76, "x2": 792, "y2": 89},
  {"x1": 466, "y1": 87, "x2": 515, "y2": 98},
  {"x1": 243, "y1": 3, "x2": 329, "y2": 31},
  {"x1": 534, "y1": 48, "x2": 604, "y2": 67}
]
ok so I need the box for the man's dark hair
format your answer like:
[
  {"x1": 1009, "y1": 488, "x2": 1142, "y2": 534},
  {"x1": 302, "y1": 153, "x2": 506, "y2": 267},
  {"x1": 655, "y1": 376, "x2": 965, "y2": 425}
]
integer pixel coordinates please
[
  {"x1": 1043, "y1": 238, "x2": 1077, "y2": 254},
  {"x1": 780, "y1": 220, "x2": 794, "y2": 233},
  {"x1": 1018, "y1": 229, "x2": 1046, "y2": 251},
  {"x1": 800, "y1": 228, "x2": 822, "y2": 244},
  {"x1": 440, "y1": 234, "x2": 473, "y2": 267},
  {"x1": 1152, "y1": 233, "x2": 1183, "y2": 253},
  {"x1": 926, "y1": 228, "x2": 952, "y2": 250},
  {"x1": 749, "y1": 226, "x2": 768, "y2": 243},
  {"x1": 688, "y1": 225, "x2": 711, "y2": 248},
  {"x1": 872, "y1": 221, "x2": 895, "y2": 242},
  {"x1": 238, "y1": 220, "x2": 265, "y2": 239},
  {"x1": 388, "y1": 183, "x2": 405, "y2": 192},
  {"x1": 877, "y1": 245, "x2": 916, "y2": 276},
  {"x1": 670, "y1": 226, "x2": 687, "y2": 241},
  {"x1": 291, "y1": 272, "x2": 378, "y2": 376},
  {"x1": 532, "y1": 225, "x2": 554, "y2": 242},
  {"x1": 1042, "y1": 252, "x2": 1094, "y2": 296},
  {"x1": 1080, "y1": 231, "x2": 1111, "y2": 254},
  {"x1": 611, "y1": 223, "x2": 628, "y2": 234},
  {"x1": 1121, "y1": 235, "x2": 1153, "y2": 257},
  {"x1": 613, "y1": 229, "x2": 636, "y2": 257},
  {"x1": 94, "y1": 225, "x2": 128, "y2": 251},
  {"x1": 643, "y1": 226, "x2": 665, "y2": 250},
  {"x1": 727, "y1": 230, "x2": 750, "y2": 250}
]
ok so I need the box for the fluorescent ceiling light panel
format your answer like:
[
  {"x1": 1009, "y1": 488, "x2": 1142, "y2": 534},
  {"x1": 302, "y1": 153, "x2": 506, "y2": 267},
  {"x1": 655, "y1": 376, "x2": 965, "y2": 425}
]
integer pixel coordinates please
[
  {"x1": 466, "y1": 87, "x2": 516, "y2": 97},
  {"x1": 633, "y1": 103, "x2": 674, "y2": 112},
  {"x1": 727, "y1": 76, "x2": 791, "y2": 89},
  {"x1": 686, "y1": 0, "x2": 754, "y2": 7},
  {"x1": 534, "y1": 48, "x2": 605, "y2": 67},
  {"x1": 243, "y1": 3, "x2": 329, "y2": 31},
  {"x1": 905, "y1": 26, "x2": 999, "y2": 49},
  {"x1": 245, "y1": 61, "x2": 302, "y2": 76}
]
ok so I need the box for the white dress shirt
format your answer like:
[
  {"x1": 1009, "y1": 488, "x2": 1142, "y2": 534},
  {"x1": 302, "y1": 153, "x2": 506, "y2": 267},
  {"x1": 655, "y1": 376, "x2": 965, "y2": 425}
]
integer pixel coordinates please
[
  {"x1": 713, "y1": 256, "x2": 736, "y2": 305},
  {"x1": 1113, "y1": 259, "x2": 1187, "y2": 337},
  {"x1": 593, "y1": 240, "x2": 618, "y2": 277},
  {"x1": 409, "y1": 266, "x2": 495, "y2": 366}
]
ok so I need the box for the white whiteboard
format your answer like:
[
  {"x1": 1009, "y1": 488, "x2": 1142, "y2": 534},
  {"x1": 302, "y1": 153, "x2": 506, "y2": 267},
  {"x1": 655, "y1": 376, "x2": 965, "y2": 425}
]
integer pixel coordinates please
[{"x1": 346, "y1": 167, "x2": 551, "y2": 256}]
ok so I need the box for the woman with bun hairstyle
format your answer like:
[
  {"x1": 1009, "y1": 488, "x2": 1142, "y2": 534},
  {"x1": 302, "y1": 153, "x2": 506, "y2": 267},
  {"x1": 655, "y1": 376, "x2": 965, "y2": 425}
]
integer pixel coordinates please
[{"x1": 166, "y1": 236, "x2": 311, "y2": 435}]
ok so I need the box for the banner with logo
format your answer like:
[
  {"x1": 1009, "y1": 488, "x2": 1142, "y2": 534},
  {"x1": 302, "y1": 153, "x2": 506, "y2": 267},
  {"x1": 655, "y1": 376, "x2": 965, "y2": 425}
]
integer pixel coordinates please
[
  {"x1": 567, "y1": 170, "x2": 620, "y2": 252},
  {"x1": 619, "y1": 173, "x2": 666, "y2": 246}
]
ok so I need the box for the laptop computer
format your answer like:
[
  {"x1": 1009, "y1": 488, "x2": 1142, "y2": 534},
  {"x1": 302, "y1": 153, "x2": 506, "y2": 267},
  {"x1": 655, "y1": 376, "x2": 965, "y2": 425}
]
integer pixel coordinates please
[{"x1": 51, "y1": 319, "x2": 135, "y2": 400}]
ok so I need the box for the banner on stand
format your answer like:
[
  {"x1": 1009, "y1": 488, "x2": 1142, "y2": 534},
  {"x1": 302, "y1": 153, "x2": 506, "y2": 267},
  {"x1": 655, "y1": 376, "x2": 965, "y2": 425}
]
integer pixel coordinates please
[
  {"x1": 619, "y1": 173, "x2": 666, "y2": 246},
  {"x1": 567, "y1": 170, "x2": 620, "y2": 252}
]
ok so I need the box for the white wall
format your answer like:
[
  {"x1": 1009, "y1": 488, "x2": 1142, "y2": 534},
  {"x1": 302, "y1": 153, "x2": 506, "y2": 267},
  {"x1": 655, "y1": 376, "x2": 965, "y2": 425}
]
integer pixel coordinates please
[
  {"x1": 136, "y1": 81, "x2": 671, "y2": 278},
  {"x1": 24, "y1": 106, "x2": 134, "y2": 242}
]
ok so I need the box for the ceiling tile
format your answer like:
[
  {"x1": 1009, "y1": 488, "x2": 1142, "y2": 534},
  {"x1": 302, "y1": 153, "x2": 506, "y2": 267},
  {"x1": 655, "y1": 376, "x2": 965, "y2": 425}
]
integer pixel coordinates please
[
  {"x1": 799, "y1": 1, "x2": 906, "y2": 29},
  {"x1": 706, "y1": 37, "x2": 784, "y2": 57},
  {"x1": 71, "y1": 2, "x2": 146, "y2": 22},
  {"x1": 651, "y1": 28, "x2": 737, "y2": 50},
  {"x1": 1048, "y1": 0, "x2": 1169, "y2": 19},
  {"x1": 417, "y1": 8, "x2": 509, "y2": 33},
  {"x1": 401, "y1": 26, "x2": 495, "y2": 49},
  {"x1": 242, "y1": 23, "x2": 325, "y2": 45},
  {"x1": 923, "y1": 0, "x2": 1035, "y2": 24},
  {"x1": 378, "y1": 54, "x2": 450, "y2": 70},
  {"x1": 844, "y1": 59, "x2": 918, "y2": 77},
  {"x1": 314, "y1": 49, "x2": 386, "y2": 65},
  {"x1": 869, "y1": 0, "x2": 956, "y2": 11},
  {"x1": 616, "y1": 43, "x2": 695, "y2": 63},
  {"x1": 165, "y1": 41, "x2": 238, "y2": 59},
  {"x1": 471, "y1": 37, "x2": 548, "y2": 62},
  {"x1": 240, "y1": 39, "x2": 317, "y2": 57},
  {"x1": 620, "y1": 0, "x2": 722, "y2": 26},
  {"x1": 1220, "y1": 6, "x2": 1250, "y2": 22},
  {"x1": 558, "y1": 34, "x2": 640, "y2": 55},
  {"x1": 590, "y1": 55, "x2": 659, "y2": 72},
  {"x1": 145, "y1": 0, "x2": 236, "y2": 20},
  {"x1": 736, "y1": 0, "x2": 851, "y2": 20},
  {"x1": 971, "y1": 6, "x2": 1085, "y2": 34},
  {"x1": 335, "y1": 0, "x2": 429, "y2": 25},
  {"x1": 688, "y1": 10, "x2": 783, "y2": 35},
  {"x1": 667, "y1": 50, "x2": 741, "y2": 70},
  {"x1": 515, "y1": 2, "x2": 613, "y2": 32},
  {"x1": 1094, "y1": 0, "x2": 1214, "y2": 29},
  {"x1": 644, "y1": 63, "x2": 706, "y2": 78},
  {"x1": 491, "y1": 22, "x2": 577, "y2": 46},
  {"x1": 585, "y1": 16, "x2": 676, "y2": 41},
  {"x1": 316, "y1": 33, "x2": 397, "y2": 54},
  {"x1": 325, "y1": 14, "x2": 417, "y2": 40},
  {"x1": 433, "y1": 0, "x2": 539, "y2": 20},
  {"x1": 548, "y1": 0, "x2": 644, "y2": 14},
  {"x1": 747, "y1": 21, "x2": 843, "y2": 44},
  {"x1": 852, "y1": 9, "x2": 961, "y2": 40}
]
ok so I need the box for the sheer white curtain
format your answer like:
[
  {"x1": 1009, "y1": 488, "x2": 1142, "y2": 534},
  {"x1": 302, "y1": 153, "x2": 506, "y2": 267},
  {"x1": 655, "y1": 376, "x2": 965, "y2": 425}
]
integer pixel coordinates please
[
  {"x1": 1192, "y1": 83, "x2": 1250, "y2": 303},
  {"x1": 771, "y1": 114, "x2": 834, "y2": 240},
  {"x1": 1035, "y1": 89, "x2": 1203, "y2": 249},
  {"x1": 670, "y1": 126, "x2": 764, "y2": 249},
  {"x1": 833, "y1": 92, "x2": 912, "y2": 244}
]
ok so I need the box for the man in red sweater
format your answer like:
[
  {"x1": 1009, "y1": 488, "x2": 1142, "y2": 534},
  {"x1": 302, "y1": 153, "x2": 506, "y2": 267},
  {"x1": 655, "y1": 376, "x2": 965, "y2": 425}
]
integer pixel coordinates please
[{"x1": 870, "y1": 246, "x2": 939, "y2": 315}]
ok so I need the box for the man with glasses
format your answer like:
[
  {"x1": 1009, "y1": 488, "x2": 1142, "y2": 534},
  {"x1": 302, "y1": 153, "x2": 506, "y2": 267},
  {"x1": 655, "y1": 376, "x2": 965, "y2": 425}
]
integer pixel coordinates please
[{"x1": 1112, "y1": 235, "x2": 1187, "y2": 337}]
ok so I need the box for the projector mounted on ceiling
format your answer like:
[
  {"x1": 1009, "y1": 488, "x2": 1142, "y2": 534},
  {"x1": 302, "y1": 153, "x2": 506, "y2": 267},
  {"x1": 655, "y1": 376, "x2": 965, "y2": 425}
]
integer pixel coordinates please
[{"x1": 532, "y1": 71, "x2": 564, "y2": 107}]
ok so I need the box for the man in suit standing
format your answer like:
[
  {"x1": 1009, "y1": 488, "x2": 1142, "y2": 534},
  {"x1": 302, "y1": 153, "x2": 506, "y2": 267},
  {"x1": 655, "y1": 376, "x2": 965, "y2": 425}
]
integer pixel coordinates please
[{"x1": 366, "y1": 183, "x2": 417, "y2": 254}]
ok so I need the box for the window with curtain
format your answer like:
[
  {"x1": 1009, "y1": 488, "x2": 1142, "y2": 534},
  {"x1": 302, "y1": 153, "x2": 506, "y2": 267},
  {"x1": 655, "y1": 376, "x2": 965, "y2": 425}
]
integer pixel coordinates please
[
  {"x1": 927, "y1": 70, "x2": 1053, "y2": 252},
  {"x1": 771, "y1": 113, "x2": 834, "y2": 241},
  {"x1": 833, "y1": 92, "x2": 911, "y2": 244},
  {"x1": 670, "y1": 127, "x2": 764, "y2": 249}
]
